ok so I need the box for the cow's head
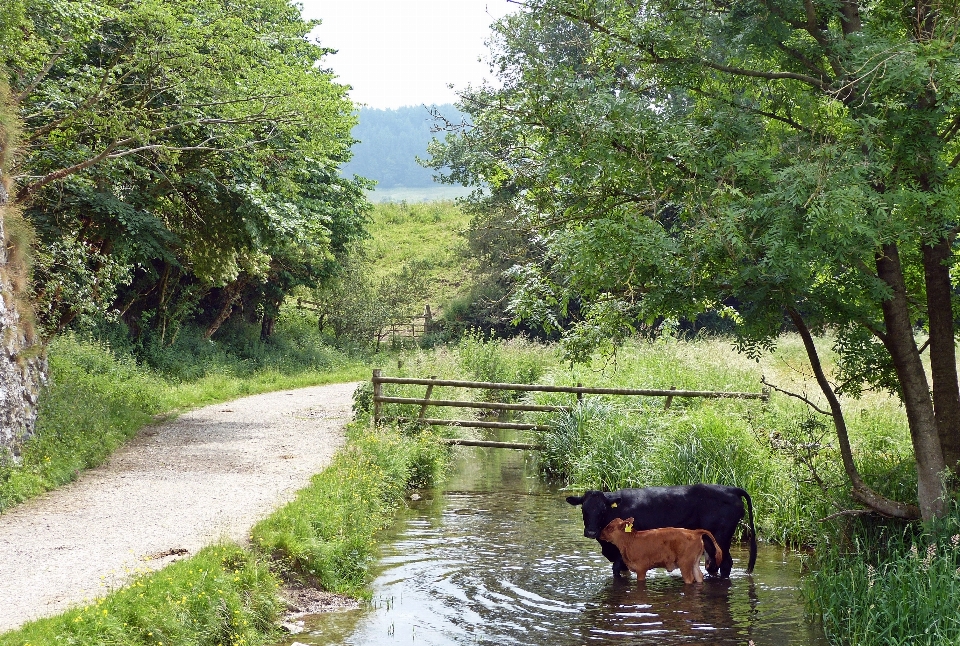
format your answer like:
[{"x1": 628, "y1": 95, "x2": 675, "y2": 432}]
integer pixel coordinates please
[
  {"x1": 599, "y1": 517, "x2": 634, "y2": 542},
  {"x1": 566, "y1": 490, "x2": 622, "y2": 538}
]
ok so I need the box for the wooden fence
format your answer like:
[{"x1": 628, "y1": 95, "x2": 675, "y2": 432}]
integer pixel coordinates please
[{"x1": 371, "y1": 370, "x2": 770, "y2": 450}]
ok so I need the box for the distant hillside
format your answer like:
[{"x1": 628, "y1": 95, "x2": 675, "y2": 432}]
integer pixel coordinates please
[{"x1": 341, "y1": 104, "x2": 464, "y2": 188}]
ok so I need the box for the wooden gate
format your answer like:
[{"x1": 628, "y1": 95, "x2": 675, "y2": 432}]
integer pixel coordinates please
[{"x1": 371, "y1": 370, "x2": 770, "y2": 450}]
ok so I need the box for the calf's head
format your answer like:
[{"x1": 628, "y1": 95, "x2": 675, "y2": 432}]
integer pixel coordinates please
[
  {"x1": 599, "y1": 517, "x2": 635, "y2": 543},
  {"x1": 567, "y1": 490, "x2": 623, "y2": 539}
]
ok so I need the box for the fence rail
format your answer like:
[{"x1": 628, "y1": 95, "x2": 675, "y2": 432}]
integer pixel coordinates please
[{"x1": 371, "y1": 370, "x2": 770, "y2": 449}]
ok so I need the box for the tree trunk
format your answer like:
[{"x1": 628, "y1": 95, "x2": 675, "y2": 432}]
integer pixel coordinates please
[
  {"x1": 260, "y1": 314, "x2": 275, "y2": 341},
  {"x1": 787, "y1": 309, "x2": 920, "y2": 519},
  {"x1": 922, "y1": 236, "x2": 960, "y2": 472},
  {"x1": 203, "y1": 279, "x2": 245, "y2": 341},
  {"x1": 876, "y1": 243, "x2": 947, "y2": 520}
]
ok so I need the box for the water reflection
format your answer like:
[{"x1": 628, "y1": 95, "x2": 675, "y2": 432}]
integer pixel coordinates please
[{"x1": 279, "y1": 443, "x2": 826, "y2": 646}]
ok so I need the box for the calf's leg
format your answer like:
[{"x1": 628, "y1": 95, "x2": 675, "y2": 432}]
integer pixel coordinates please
[
  {"x1": 707, "y1": 529, "x2": 736, "y2": 577},
  {"x1": 693, "y1": 549, "x2": 705, "y2": 583},
  {"x1": 599, "y1": 539, "x2": 628, "y2": 577}
]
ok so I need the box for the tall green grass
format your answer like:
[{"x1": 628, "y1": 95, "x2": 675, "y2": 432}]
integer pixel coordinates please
[
  {"x1": 252, "y1": 417, "x2": 447, "y2": 597},
  {"x1": 806, "y1": 508, "x2": 960, "y2": 645}
]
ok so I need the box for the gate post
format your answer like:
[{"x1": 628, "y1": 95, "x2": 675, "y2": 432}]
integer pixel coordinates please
[{"x1": 372, "y1": 369, "x2": 382, "y2": 426}]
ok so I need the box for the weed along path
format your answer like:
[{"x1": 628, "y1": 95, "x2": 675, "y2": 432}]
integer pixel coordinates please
[{"x1": 0, "y1": 381, "x2": 359, "y2": 632}]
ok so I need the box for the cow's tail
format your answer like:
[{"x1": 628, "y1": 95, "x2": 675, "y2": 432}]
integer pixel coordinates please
[
  {"x1": 736, "y1": 487, "x2": 758, "y2": 574},
  {"x1": 699, "y1": 530, "x2": 724, "y2": 565}
]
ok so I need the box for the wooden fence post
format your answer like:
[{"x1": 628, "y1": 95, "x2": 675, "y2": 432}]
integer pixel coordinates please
[
  {"x1": 419, "y1": 375, "x2": 437, "y2": 420},
  {"x1": 664, "y1": 385, "x2": 677, "y2": 410},
  {"x1": 372, "y1": 369, "x2": 382, "y2": 426}
]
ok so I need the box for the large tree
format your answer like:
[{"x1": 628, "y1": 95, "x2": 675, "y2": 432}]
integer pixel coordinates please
[
  {"x1": 3, "y1": 0, "x2": 369, "y2": 343},
  {"x1": 430, "y1": 0, "x2": 960, "y2": 520}
]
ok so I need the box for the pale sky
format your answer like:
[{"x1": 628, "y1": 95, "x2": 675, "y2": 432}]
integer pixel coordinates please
[{"x1": 298, "y1": 1, "x2": 517, "y2": 109}]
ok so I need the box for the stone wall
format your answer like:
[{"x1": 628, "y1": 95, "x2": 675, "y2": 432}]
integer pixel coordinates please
[{"x1": 0, "y1": 86, "x2": 45, "y2": 462}]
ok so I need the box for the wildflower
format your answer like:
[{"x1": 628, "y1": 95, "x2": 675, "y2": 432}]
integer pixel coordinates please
[
  {"x1": 922, "y1": 544, "x2": 936, "y2": 571},
  {"x1": 866, "y1": 564, "x2": 876, "y2": 588},
  {"x1": 951, "y1": 534, "x2": 960, "y2": 548},
  {"x1": 909, "y1": 544, "x2": 918, "y2": 559}
]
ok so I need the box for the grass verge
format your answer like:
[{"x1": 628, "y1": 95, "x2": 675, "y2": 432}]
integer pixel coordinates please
[
  {"x1": 0, "y1": 414, "x2": 446, "y2": 645},
  {"x1": 251, "y1": 420, "x2": 447, "y2": 597},
  {"x1": 1, "y1": 544, "x2": 282, "y2": 646}
]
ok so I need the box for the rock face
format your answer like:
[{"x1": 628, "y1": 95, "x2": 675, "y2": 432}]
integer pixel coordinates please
[{"x1": 0, "y1": 92, "x2": 45, "y2": 462}]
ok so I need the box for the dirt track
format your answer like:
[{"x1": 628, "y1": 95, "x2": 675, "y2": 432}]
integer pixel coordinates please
[{"x1": 0, "y1": 382, "x2": 358, "y2": 632}]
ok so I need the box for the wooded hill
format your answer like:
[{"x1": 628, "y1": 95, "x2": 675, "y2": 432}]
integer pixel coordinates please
[{"x1": 341, "y1": 104, "x2": 463, "y2": 188}]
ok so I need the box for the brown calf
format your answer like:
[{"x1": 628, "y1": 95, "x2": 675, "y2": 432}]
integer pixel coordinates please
[{"x1": 599, "y1": 517, "x2": 724, "y2": 584}]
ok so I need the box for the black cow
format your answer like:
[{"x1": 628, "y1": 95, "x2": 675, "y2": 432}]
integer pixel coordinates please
[{"x1": 566, "y1": 484, "x2": 756, "y2": 578}]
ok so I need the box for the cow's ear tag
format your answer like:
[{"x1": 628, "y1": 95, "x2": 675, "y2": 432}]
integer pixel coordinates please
[
  {"x1": 624, "y1": 523, "x2": 633, "y2": 533},
  {"x1": 610, "y1": 502, "x2": 618, "y2": 508}
]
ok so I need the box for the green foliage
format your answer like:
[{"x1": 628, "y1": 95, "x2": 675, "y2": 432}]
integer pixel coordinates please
[
  {"x1": 5, "y1": 0, "x2": 371, "y2": 342},
  {"x1": 428, "y1": 0, "x2": 960, "y2": 518},
  {"x1": 1, "y1": 544, "x2": 282, "y2": 646},
  {"x1": 107, "y1": 309, "x2": 352, "y2": 381},
  {"x1": 457, "y1": 330, "x2": 548, "y2": 400},
  {"x1": 250, "y1": 422, "x2": 447, "y2": 597},
  {"x1": 806, "y1": 510, "x2": 960, "y2": 646},
  {"x1": 309, "y1": 200, "x2": 473, "y2": 348}
]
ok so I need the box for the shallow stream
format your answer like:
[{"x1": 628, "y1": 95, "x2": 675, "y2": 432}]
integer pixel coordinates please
[{"x1": 280, "y1": 435, "x2": 828, "y2": 646}]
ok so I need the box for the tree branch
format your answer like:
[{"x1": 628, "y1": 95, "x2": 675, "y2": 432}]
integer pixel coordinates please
[
  {"x1": 787, "y1": 307, "x2": 921, "y2": 519},
  {"x1": 12, "y1": 38, "x2": 74, "y2": 105},
  {"x1": 761, "y1": 376, "x2": 831, "y2": 415},
  {"x1": 819, "y1": 508, "x2": 875, "y2": 522},
  {"x1": 520, "y1": 2, "x2": 834, "y2": 93},
  {"x1": 691, "y1": 88, "x2": 821, "y2": 136},
  {"x1": 15, "y1": 115, "x2": 285, "y2": 202}
]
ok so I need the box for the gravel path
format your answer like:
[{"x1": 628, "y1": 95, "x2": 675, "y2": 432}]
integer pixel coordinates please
[{"x1": 0, "y1": 382, "x2": 359, "y2": 632}]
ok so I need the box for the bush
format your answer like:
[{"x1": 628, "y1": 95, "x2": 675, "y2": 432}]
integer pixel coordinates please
[{"x1": 457, "y1": 330, "x2": 548, "y2": 401}]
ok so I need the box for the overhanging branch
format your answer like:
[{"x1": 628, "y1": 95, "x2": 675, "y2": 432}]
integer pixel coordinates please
[{"x1": 787, "y1": 307, "x2": 921, "y2": 520}]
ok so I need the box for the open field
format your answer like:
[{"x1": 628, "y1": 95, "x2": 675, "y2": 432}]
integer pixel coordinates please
[{"x1": 363, "y1": 200, "x2": 475, "y2": 313}]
